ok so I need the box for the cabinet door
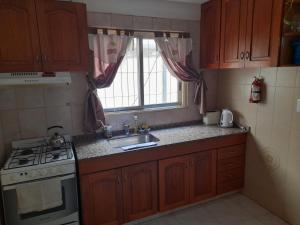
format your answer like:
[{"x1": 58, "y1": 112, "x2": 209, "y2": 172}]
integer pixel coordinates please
[
  {"x1": 190, "y1": 150, "x2": 217, "y2": 203},
  {"x1": 122, "y1": 162, "x2": 158, "y2": 222},
  {"x1": 0, "y1": 0, "x2": 42, "y2": 72},
  {"x1": 244, "y1": 0, "x2": 283, "y2": 67},
  {"x1": 35, "y1": 0, "x2": 88, "y2": 72},
  {"x1": 220, "y1": 0, "x2": 248, "y2": 68},
  {"x1": 159, "y1": 156, "x2": 190, "y2": 212},
  {"x1": 80, "y1": 170, "x2": 123, "y2": 225},
  {"x1": 200, "y1": 0, "x2": 221, "y2": 69}
]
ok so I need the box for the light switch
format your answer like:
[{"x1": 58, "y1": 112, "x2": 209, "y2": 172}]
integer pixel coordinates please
[{"x1": 297, "y1": 99, "x2": 300, "y2": 113}]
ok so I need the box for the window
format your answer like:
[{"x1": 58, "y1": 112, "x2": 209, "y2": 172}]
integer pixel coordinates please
[{"x1": 97, "y1": 38, "x2": 182, "y2": 111}]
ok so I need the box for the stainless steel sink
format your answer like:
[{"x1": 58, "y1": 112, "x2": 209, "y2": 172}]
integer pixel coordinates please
[{"x1": 107, "y1": 134, "x2": 160, "y2": 151}]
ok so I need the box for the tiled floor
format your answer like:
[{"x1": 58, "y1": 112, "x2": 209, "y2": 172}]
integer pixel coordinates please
[{"x1": 129, "y1": 194, "x2": 290, "y2": 225}]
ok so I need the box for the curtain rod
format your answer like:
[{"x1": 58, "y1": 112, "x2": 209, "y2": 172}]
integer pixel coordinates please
[{"x1": 88, "y1": 27, "x2": 190, "y2": 38}]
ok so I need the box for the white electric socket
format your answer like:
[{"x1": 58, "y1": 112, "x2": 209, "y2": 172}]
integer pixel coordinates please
[{"x1": 297, "y1": 99, "x2": 300, "y2": 113}]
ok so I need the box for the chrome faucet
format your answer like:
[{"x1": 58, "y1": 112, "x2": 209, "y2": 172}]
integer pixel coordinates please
[
  {"x1": 123, "y1": 123, "x2": 130, "y2": 136},
  {"x1": 122, "y1": 115, "x2": 151, "y2": 136},
  {"x1": 133, "y1": 115, "x2": 139, "y2": 134}
]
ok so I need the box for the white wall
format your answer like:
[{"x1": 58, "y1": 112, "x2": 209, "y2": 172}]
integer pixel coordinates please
[
  {"x1": 73, "y1": 0, "x2": 201, "y2": 20},
  {"x1": 210, "y1": 67, "x2": 300, "y2": 225}
]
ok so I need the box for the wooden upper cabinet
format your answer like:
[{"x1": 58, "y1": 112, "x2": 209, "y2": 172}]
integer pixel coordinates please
[
  {"x1": 81, "y1": 170, "x2": 123, "y2": 225},
  {"x1": 35, "y1": 0, "x2": 89, "y2": 72},
  {"x1": 122, "y1": 162, "x2": 158, "y2": 222},
  {"x1": 159, "y1": 156, "x2": 190, "y2": 212},
  {"x1": 200, "y1": 0, "x2": 221, "y2": 69},
  {"x1": 220, "y1": 0, "x2": 248, "y2": 68},
  {"x1": 244, "y1": 0, "x2": 284, "y2": 67},
  {"x1": 0, "y1": 0, "x2": 42, "y2": 72},
  {"x1": 190, "y1": 150, "x2": 217, "y2": 203}
]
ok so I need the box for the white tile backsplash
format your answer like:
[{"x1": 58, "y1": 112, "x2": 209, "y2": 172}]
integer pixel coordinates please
[
  {"x1": 71, "y1": 74, "x2": 88, "y2": 105},
  {"x1": 46, "y1": 106, "x2": 72, "y2": 134},
  {"x1": 170, "y1": 19, "x2": 189, "y2": 31},
  {"x1": 44, "y1": 86, "x2": 72, "y2": 107},
  {"x1": 0, "y1": 88, "x2": 16, "y2": 110},
  {"x1": 71, "y1": 104, "x2": 85, "y2": 136},
  {"x1": 276, "y1": 67, "x2": 298, "y2": 87},
  {"x1": 0, "y1": 126, "x2": 5, "y2": 165},
  {"x1": 296, "y1": 68, "x2": 300, "y2": 87},
  {"x1": 15, "y1": 87, "x2": 44, "y2": 109},
  {"x1": 133, "y1": 16, "x2": 153, "y2": 30},
  {"x1": 0, "y1": 110, "x2": 20, "y2": 145},
  {"x1": 153, "y1": 18, "x2": 171, "y2": 30},
  {"x1": 18, "y1": 108, "x2": 47, "y2": 139},
  {"x1": 111, "y1": 14, "x2": 133, "y2": 29},
  {"x1": 87, "y1": 12, "x2": 111, "y2": 27}
]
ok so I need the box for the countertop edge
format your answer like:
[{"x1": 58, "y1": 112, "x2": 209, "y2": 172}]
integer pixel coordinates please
[{"x1": 77, "y1": 131, "x2": 247, "y2": 161}]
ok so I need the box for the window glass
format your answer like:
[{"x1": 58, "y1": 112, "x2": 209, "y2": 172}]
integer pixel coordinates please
[
  {"x1": 97, "y1": 38, "x2": 140, "y2": 110},
  {"x1": 97, "y1": 37, "x2": 181, "y2": 111}
]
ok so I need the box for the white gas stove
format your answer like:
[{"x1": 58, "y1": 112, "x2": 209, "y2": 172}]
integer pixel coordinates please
[
  {"x1": 1, "y1": 136, "x2": 75, "y2": 186},
  {"x1": 1, "y1": 136, "x2": 79, "y2": 225}
]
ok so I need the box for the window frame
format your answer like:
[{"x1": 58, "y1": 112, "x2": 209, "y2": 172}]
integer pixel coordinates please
[{"x1": 102, "y1": 36, "x2": 184, "y2": 113}]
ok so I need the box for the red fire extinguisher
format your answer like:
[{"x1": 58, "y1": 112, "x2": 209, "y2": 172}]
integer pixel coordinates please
[{"x1": 249, "y1": 77, "x2": 263, "y2": 103}]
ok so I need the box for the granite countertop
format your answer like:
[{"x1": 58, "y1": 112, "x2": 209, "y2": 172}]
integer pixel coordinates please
[{"x1": 74, "y1": 125, "x2": 248, "y2": 161}]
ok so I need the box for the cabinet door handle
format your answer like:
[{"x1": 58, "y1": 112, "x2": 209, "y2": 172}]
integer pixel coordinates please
[
  {"x1": 240, "y1": 52, "x2": 245, "y2": 60},
  {"x1": 36, "y1": 55, "x2": 41, "y2": 64},
  {"x1": 246, "y1": 51, "x2": 250, "y2": 60},
  {"x1": 117, "y1": 176, "x2": 121, "y2": 184},
  {"x1": 42, "y1": 55, "x2": 48, "y2": 63}
]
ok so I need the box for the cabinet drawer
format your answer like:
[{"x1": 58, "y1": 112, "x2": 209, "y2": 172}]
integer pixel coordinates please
[
  {"x1": 217, "y1": 167, "x2": 244, "y2": 183},
  {"x1": 218, "y1": 145, "x2": 245, "y2": 160},
  {"x1": 217, "y1": 178, "x2": 244, "y2": 194},
  {"x1": 218, "y1": 156, "x2": 244, "y2": 172}
]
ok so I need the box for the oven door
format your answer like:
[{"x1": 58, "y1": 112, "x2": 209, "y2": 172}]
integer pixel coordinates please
[{"x1": 2, "y1": 174, "x2": 79, "y2": 225}]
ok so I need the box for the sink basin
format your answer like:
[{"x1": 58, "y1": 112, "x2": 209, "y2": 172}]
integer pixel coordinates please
[{"x1": 108, "y1": 134, "x2": 160, "y2": 151}]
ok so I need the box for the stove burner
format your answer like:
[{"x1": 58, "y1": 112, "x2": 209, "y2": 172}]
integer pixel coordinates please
[
  {"x1": 19, "y1": 158, "x2": 29, "y2": 165},
  {"x1": 4, "y1": 141, "x2": 73, "y2": 170},
  {"x1": 20, "y1": 149, "x2": 34, "y2": 156}
]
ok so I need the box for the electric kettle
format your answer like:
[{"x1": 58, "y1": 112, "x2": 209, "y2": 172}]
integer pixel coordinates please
[{"x1": 220, "y1": 109, "x2": 234, "y2": 128}]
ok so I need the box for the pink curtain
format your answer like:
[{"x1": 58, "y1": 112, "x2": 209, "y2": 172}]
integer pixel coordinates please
[
  {"x1": 155, "y1": 37, "x2": 207, "y2": 115},
  {"x1": 84, "y1": 34, "x2": 132, "y2": 133}
]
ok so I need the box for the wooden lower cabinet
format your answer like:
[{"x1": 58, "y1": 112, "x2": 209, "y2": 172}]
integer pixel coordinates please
[
  {"x1": 80, "y1": 162, "x2": 158, "y2": 225},
  {"x1": 159, "y1": 156, "x2": 190, "y2": 211},
  {"x1": 80, "y1": 169, "x2": 123, "y2": 225},
  {"x1": 159, "y1": 151, "x2": 217, "y2": 211},
  {"x1": 190, "y1": 150, "x2": 217, "y2": 203},
  {"x1": 217, "y1": 145, "x2": 245, "y2": 194},
  {"x1": 122, "y1": 162, "x2": 158, "y2": 222},
  {"x1": 79, "y1": 139, "x2": 247, "y2": 225}
]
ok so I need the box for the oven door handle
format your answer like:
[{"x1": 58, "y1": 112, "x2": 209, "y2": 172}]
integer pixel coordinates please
[{"x1": 2, "y1": 174, "x2": 75, "y2": 191}]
